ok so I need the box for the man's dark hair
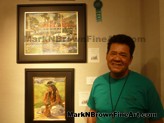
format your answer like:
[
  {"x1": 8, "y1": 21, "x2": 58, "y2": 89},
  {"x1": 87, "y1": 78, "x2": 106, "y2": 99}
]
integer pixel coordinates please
[{"x1": 107, "y1": 34, "x2": 135, "y2": 57}]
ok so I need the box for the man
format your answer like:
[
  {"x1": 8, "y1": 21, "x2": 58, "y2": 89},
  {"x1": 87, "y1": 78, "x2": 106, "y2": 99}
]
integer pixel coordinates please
[{"x1": 87, "y1": 34, "x2": 164, "y2": 123}]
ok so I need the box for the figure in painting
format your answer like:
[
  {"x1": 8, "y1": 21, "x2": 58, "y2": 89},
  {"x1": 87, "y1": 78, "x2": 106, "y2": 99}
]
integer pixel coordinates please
[{"x1": 43, "y1": 81, "x2": 64, "y2": 118}]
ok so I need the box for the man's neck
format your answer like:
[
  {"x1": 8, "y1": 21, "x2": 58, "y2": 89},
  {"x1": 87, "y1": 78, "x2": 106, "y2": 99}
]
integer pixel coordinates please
[{"x1": 110, "y1": 70, "x2": 129, "y2": 79}]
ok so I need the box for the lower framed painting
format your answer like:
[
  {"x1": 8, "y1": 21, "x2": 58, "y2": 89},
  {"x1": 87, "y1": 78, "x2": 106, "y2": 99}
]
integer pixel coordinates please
[{"x1": 25, "y1": 68, "x2": 74, "y2": 123}]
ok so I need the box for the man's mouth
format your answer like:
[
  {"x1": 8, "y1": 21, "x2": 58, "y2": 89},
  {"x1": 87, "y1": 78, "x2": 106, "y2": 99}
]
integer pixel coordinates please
[{"x1": 112, "y1": 62, "x2": 122, "y2": 66}]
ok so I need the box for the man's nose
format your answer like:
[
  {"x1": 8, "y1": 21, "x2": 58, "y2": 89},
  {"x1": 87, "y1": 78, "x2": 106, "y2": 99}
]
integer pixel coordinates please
[{"x1": 113, "y1": 54, "x2": 121, "y2": 61}]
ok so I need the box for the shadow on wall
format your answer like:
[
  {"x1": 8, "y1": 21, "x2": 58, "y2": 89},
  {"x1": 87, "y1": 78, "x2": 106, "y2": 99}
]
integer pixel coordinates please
[{"x1": 141, "y1": 58, "x2": 161, "y2": 96}]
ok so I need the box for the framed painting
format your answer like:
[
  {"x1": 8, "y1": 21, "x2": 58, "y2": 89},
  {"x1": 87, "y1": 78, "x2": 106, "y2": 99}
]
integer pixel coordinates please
[
  {"x1": 25, "y1": 68, "x2": 74, "y2": 123},
  {"x1": 17, "y1": 4, "x2": 86, "y2": 63}
]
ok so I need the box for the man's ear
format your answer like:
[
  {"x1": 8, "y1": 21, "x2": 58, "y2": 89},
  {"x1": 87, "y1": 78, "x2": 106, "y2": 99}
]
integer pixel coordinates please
[{"x1": 130, "y1": 56, "x2": 133, "y2": 64}]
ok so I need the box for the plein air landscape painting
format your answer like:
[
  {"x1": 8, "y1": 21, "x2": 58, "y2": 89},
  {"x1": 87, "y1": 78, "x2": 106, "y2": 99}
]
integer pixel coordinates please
[
  {"x1": 25, "y1": 12, "x2": 78, "y2": 55},
  {"x1": 33, "y1": 77, "x2": 66, "y2": 121}
]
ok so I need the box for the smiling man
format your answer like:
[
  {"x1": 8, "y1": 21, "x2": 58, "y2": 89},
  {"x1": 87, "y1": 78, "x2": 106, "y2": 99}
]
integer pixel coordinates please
[{"x1": 87, "y1": 34, "x2": 164, "y2": 123}]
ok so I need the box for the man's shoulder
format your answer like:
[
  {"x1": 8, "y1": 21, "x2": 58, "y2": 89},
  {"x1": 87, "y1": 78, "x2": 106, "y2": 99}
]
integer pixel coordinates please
[
  {"x1": 129, "y1": 70, "x2": 153, "y2": 85},
  {"x1": 96, "y1": 72, "x2": 109, "y2": 79},
  {"x1": 93, "y1": 72, "x2": 109, "y2": 84},
  {"x1": 130, "y1": 70, "x2": 150, "y2": 80}
]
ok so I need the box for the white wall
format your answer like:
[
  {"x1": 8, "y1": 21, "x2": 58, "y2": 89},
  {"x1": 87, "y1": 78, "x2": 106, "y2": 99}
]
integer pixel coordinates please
[{"x1": 0, "y1": 0, "x2": 163, "y2": 123}]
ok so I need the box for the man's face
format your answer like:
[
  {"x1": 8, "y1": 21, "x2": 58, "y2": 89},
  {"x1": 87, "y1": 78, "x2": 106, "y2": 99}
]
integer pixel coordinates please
[{"x1": 106, "y1": 43, "x2": 132, "y2": 77}]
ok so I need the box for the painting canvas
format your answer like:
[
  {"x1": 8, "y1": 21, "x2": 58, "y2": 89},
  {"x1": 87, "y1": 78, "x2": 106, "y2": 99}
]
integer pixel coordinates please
[
  {"x1": 33, "y1": 77, "x2": 66, "y2": 121},
  {"x1": 25, "y1": 12, "x2": 78, "y2": 55}
]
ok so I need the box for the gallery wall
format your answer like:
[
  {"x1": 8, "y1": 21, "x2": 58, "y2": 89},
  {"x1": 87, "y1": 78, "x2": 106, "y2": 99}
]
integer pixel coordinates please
[
  {"x1": 159, "y1": 0, "x2": 164, "y2": 104},
  {"x1": 0, "y1": 0, "x2": 163, "y2": 123},
  {"x1": 141, "y1": 0, "x2": 161, "y2": 94}
]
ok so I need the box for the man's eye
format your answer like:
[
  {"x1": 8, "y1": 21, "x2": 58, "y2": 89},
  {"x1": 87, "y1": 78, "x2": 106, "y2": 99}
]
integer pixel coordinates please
[
  {"x1": 110, "y1": 52, "x2": 116, "y2": 55},
  {"x1": 120, "y1": 53, "x2": 127, "y2": 57}
]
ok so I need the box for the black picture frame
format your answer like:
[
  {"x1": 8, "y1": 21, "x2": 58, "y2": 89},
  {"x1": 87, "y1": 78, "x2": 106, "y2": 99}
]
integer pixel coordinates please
[
  {"x1": 25, "y1": 68, "x2": 74, "y2": 123},
  {"x1": 17, "y1": 4, "x2": 86, "y2": 63}
]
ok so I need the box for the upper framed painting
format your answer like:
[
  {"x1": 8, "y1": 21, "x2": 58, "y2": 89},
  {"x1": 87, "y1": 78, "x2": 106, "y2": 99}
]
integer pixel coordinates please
[{"x1": 17, "y1": 4, "x2": 86, "y2": 63}]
